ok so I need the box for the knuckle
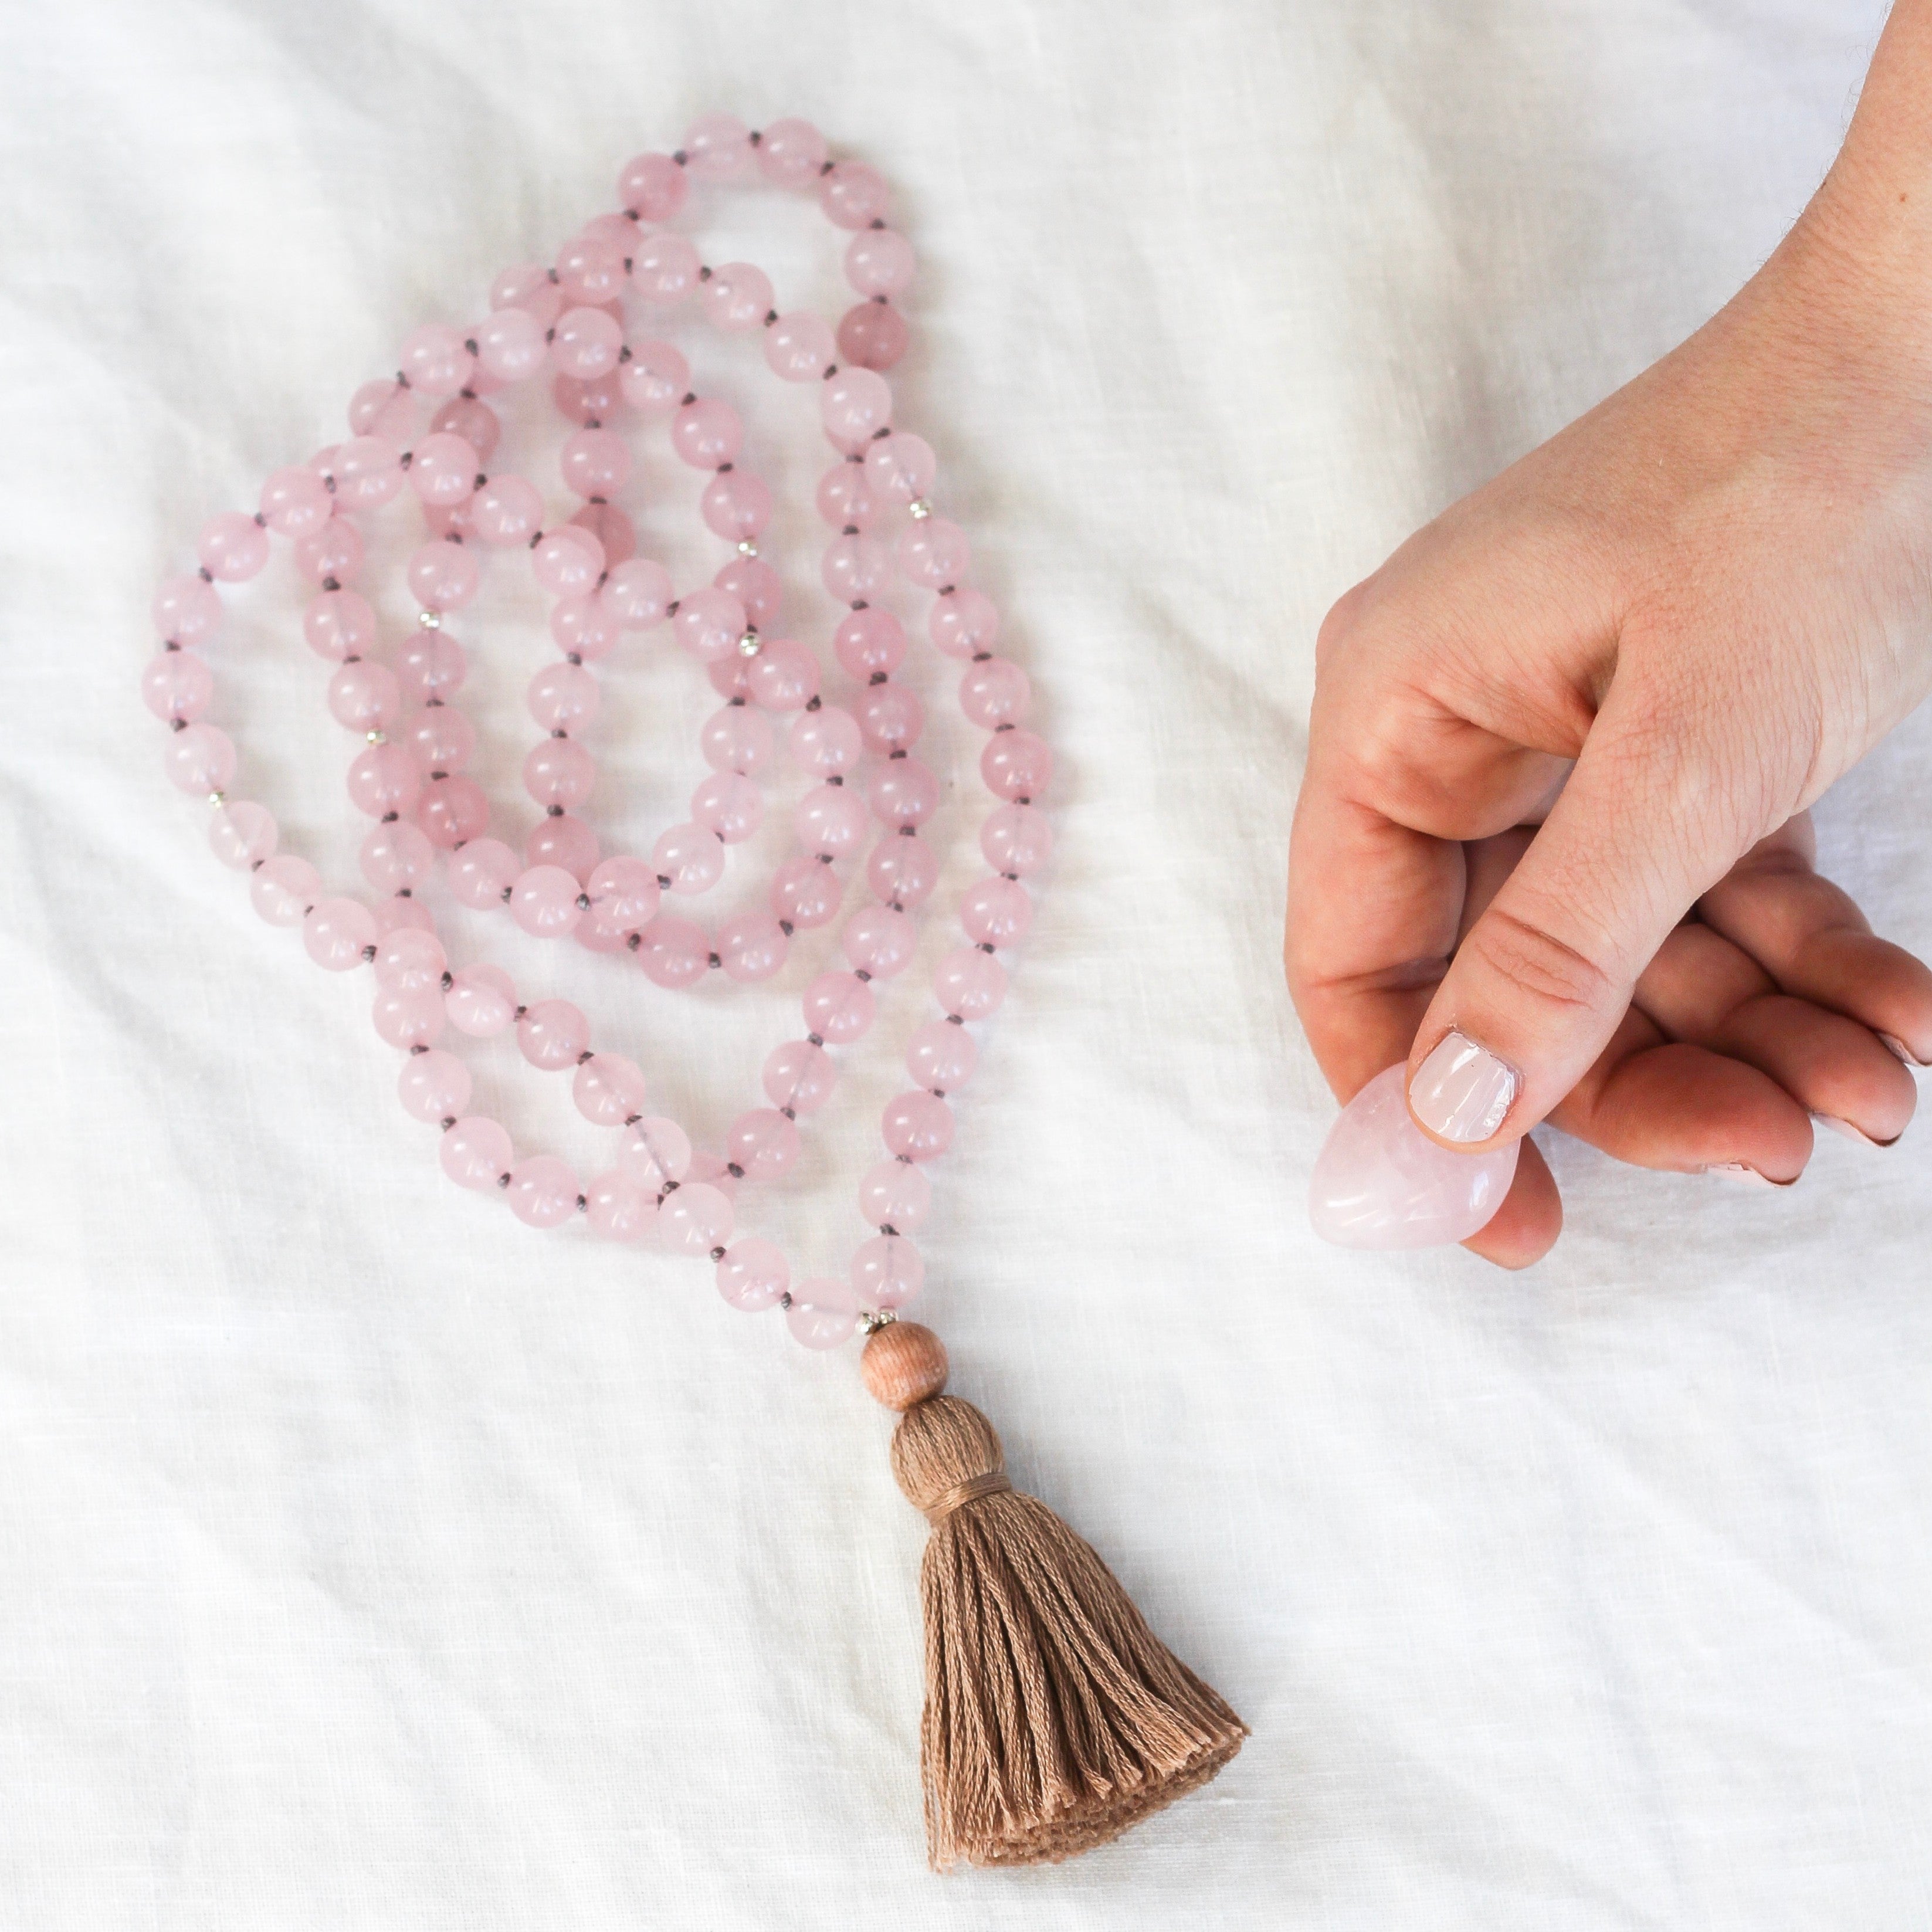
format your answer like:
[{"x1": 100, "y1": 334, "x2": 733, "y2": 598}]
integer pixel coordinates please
[{"x1": 1462, "y1": 900, "x2": 1615, "y2": 1015}]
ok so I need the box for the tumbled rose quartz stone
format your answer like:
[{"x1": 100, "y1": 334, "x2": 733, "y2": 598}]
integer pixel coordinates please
[
  {"x1": 821, "y1": 368, "x2": 892, "y2": 452},
  {"x1": 838, "y1": 301, "x2": 909, "y2": 371},
  {"x1": 618, "y1": 150, "x2": 687, "y2": 221},
  {"x1": 701, "y1": 705, "x2": 774, "y2": 776},
  {"x1": 853, "y1": 1233, "x2": 924, "y2": 1309},
  {"x1": 802, "y1": 971, "x2": 875, "y2": 1045},
  {"x1": 763, "y1": 1039, "x2": 836, "y2": 1114},
  {"x1": 794, "y1": 784, "x2": 867, "y2": 858},
  {"x1": 868, "y1": 835, "x2": 940, "y2": 909},
  {"x1": 716, "y1": 1237, "x2": 789, "y2": 1311},
  {"x1": 745, "y1": 636, "x2": 819, "y2": 710},
  {"x1": 143, "y1": 650, "x2": 213, "y2": 722},
  {"x1": 636, "y1": 914, "x2": 711, "y2": 989},
  {"x1": 373, "y1": 926, "x2": 445, "y2": 992},
  {"x1": 506, "y1": 1156, "x2": 581, "y2": 1230},
  {"x1": 473, "y1": 474, "x2": 544, "y2": 547},
  {"x1": 441, "y1": 1116, "x2": 513, "y2": 1191},
  {"x1": 165, "y1": 722, "x2": 237, "y2": 795},
  {"x1": 153, "y1": 573, "x2": 222, "y2": 645},
  {"x1": 934, "y1": 948, "x2": 1007, "y2": 1021},
  {"x1": 417, "y1": 774, "x2": 490, "y2": 848},
  {"x1": 1309, "y1": 1063, "x2": 1520, "y2": 1249},
  {"x1": 755, "y1": 116, "x2": 827, "y2": 188},
  {"x1": 764, "y1": 311, "x2": 836, "y2": 382},
  {"x1": 209, "y1": 801, "x2": 277, "y2": 870},
  {"x1": 860, "y1": 1158, "x2": 931, "y2": 1231},
  {"x1": 448, "y1": 838, "x2": 518, "y2": 910},
  {"x1": 445, "y1": 962, "x2": 516, "y2": 1037},
  {"x1": 845, "y1": 228, "x2": 916, "y2": 299},
  {"x1": 574, "y1": 1052, "x2": 648, "y2": 1126},
  {"x1": 883, "y1": 1091, "x2": 954, "y2": 1162},
  {"x1": 771, "y1": 853, "x2": 842, "y2": 928},
  {"x1": 250, "y1": 853, "x2": 320, "y2": 926},
  {"x1": 622, "y1": 1116, "x2": 693, "y2": 1189},
  {"x1": 517, "y1": 997, "x2": 589, "y2": 1070},
  {"x1": 587, "y1": 1170, "x2": 655, "y2": 1242},
  {"x1": 660, "y1": 1182, "x2": 734, "y2": 1257},
  {"x1": 371, "y1": 985, "x2": 444, "y2": 1049},
  {"x1": 727, "y1": 1108, "x2": 799, "y2": 1179},
  {"x1": 526, "y1": 812, "x2": 599, "y2": 882},
  {"x1": 787, "y1": 1279, "x2": 857, "y2": 1350},
  {"x1": 981, "y1": 802, "x2": 1051, "y2": 876},
  {"x1": 398, "y1": 1048, "x2": 470, "y2": 1123},
  {"x1": 907, "y1": 1019, "x2": 977, "y2": 1091}
]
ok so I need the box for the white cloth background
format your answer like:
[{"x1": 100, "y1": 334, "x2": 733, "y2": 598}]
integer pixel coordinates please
[{"x1": 3, "y1": 0, "x2": 1927, "y2": 1924}]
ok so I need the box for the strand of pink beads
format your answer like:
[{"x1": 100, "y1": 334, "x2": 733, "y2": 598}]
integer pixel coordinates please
[{"x1": 143, "y1": 116, "x2": 1052, "y2": 1352}]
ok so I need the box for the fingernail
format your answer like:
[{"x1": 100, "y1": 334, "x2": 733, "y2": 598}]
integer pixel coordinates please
[
  {"x1": 1704, "y1": 1162, "x2": 1794, "y2": 1187},
  {"x1": 1880, "y1": 1033, "x2": 1926, "y2": 1069},
  {"x1": 1815, "y1": 1113, "x2": 1900, "y2": 1149},
  {"x1": 1409, "y1": 1029, "x2": 1520, "y2": 1143}
]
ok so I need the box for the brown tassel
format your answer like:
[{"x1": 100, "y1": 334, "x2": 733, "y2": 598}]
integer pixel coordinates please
[{"x1": 862, "y1": 1323, "x2": 1247, "y2": 1870}]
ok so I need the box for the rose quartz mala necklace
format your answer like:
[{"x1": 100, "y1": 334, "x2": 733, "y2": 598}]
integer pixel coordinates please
[{"x1": 143, "y1": 116, "x2": 1245, "y2": 1869}]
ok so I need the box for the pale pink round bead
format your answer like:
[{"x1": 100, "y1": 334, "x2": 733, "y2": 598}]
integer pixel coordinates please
[
  {"x1": 550, "y1": 306, "x2": 622, "y2": 381},
  {"x1": 506, "y1": 1156, "x2": 581, "y2": 1229},
  {"x1": 372, "y1": 985, "x2": 445, "y2": 1049},
  {"x1": 621, "y1": 1116, "x2": 692, "y2": 1188},
  {"x1": 399, "y1": 1048, "x2": 470, "y2": 1123},
  {"x1": 143, "y1": 650, "x2": 213, "y2": 723},
  {"x1": 726, "y1": 1108, "x2": 799, "y2": 1179},
  {"x1": 250, "y1": 853, "x2": 319, "y2": 926},
  {"x1": 415, "y1": 774, "x2": 489, "y2": 848},
  {"x1": 672, "y1": 398, "x2": 743, "y2": 469},
  {"x1": 745, "y1": 637, "x2": 819, "y2": 710},
  {"x1": 527, "y1": 662, "x2": 599, "y2": 733},
  {"x1": 164, "y1": 722, "x2": 236, "y2": 795},
  {"x1": 701, "y1": 471, "x2": 772, "y2": 543},
  {"x1": 834, "y1": 609, "x2": 907, "y2": 681},
  {"x1": 570, "y1": 501, "x2": 634, "y2": 566},
  {"x1": 837, "y1": 300, "x2": 909, "y2": 371},
  {"x1": 441, "y1": 1117, "x2": 513, "y2": 1191},
  {"x1": 819, "y1": 161, "x2": 891, "y2": 230},
  {"x1": 429, "y1": 394, "x2": 500, "y2": 462},
  {"x1": 294, "y1": 516, "x2": 365, "y2": 585},
  {"x1": 962, "y1": 876, "x2": 1033, "y2": 947},
  {"x1": 154, "y1": 574, "x2": 223, "y2": 646},
  {"x1": 931, "y1": 587, "x2": 1000, "y2": 658},
  {"x1": 532, "y1": 526, "x2": 605, "y2": 596},
  {"x1": 555, "y1": 235, "x2": 626, "y2": 305},
  {"x1": 846, "y1": 229, "x2": 916, "y2": 299},
  {"x1": 673, "y1": 586, "x2": 747, "y2": 664},
  {"x1": 360, "y1": 820, "x2": 435, "y2": 893},
  {"x1": 864, "y1": 432, "x2": 936, "y2": 506},
  {"x1": 682, "y1": 111, "x2": 753, "y2": 179},
  {"x1": 210, "y1": 801, "x2": 276, "y2": 870},
  {"x1": 661, "y1": 1181, "x2": 733, "y2": 1257},
  {"x1": 817, "y1": 462, "x2": 880, "y2": 531},
  {"x1": 789, "y1": 707, "x2": 862, "y2": 777},
  {"x1": 981, "y1": 801, "x2": 1051, "y2": 876},
  {"x1": 303, "y1": 589, "x2": 375, "y2": 663},
  {"x1": 718, "y1": 913, "x2": 788, "y2": 982},
  {"x1": 348, "y1": 377, "x2": 415, "y2": 440},
  {"x1": 373, "y1": 894, "x2": 436, "y2": 939},
  {"x1": 260, "y1": 465, "x2": 334, "y2": 537},
  {"x1": 550, "y1": 594, "x2": 622, "y2": 662},
  {"x1": 328, "y1": 659, "x2": 399, "y2": 733},
  {"x1": 636, "y1": 914, "x2": 711, "y2": 988},
  {"x1": 526, "y1": 812, "x2": 599, "y2": 882},
  {"x1": 802, "y1": 971, "x2": 875, "y2": 1045},
  {"x1": 794, "y1": 783, "x2": 868, "y2": 858},
  {"x1": 852, "y1": 1233, "x2": 925, "y2": 1309},
  {"x1": 406, "y1": 540, "x2": 479, "y2": 611},
  {"x1": 822, "y1": 535, "x2": 894, "y2": 604},
  {"x1": 960, "y1": 658, "x2": 1032, "y2": 730},
  {"x1": 843, "y1": 906, "x2": 916, "y2": 978},
  {"x1": 764, "y1": 311, "x2": 836, "y2": 381},
  {"x1": 857, "y1": 685, "x2": 924, "y2": 755},
  {"x1": 587, "y1": 1170, "x2": 655, "y2": 1242},
  {"x1": 756, "y1": 117, "x2": 827, "y2": 188},
  {"x1": 560, "y1": 427, "x2": 631, "y2": 499},
  {"x1": 899, "y1": 516, "x2": 971, "y2": 589},
  {"x1": 631, "y1": 231, "x2": 701, "y2": 306},
  {"x1": 692, "y1": 772, "x2": 762, "y2": 844},
  {"x1": 700, "y1": 262, "x2": 775, "y2": 333},
  {"x1": 883, "y1": 1090, "x2": 954, "y2": 1161},
  {"x1": 701, "y1": 704, "x2": 774, "y2": 776},
  {"x1": 763, "y1": 1040, "x2": 836, "y2": 1114},
  {"x1": 508, "y1": 864, "x2": 584, "y2": 938},
  {"x1": 716, "y1": 554, "x2": 783, "y2": 629},
  {"x1": 934, "y1": 947, "x2": 1008, "y2": 1020},
  {"x1": 771, "y1": 853, "x2": 843, "y2": 929},
  {"x1": 347, "y1": 743, "x2": 421, "y2": 818},
  {"x1": 907, "y1": 1018, "x2": 978, "y2": 1092},
  {"x1": 821, "y1": 368, "x2": 892, "y2": 452},
  {"x1": 981, "y1": 728, "x2": 1052, "y2": 802},
  {"x1": 859, "y1": 1158, "x2": 931, "y2": 1230},
  {"x1": 198, "y1": 511, "x2": 269, "y2": 582},
  {"x1": 716, "y1": 1238, "x2": 789, "y2": 1311},
  {"x1": 585, "y1": 855, "x2": 661, "y2": 933},
  {"x1": 618, "y1": 150, "x2": 687, "y2": 219},
  {"x1": 373, "y1": 926, "x2": 445, "y2": 992},
  {"x1": 446, "y1": 961, "x2": 516, "y2": 1036},
  {"x1": 869, "y1": 758, "x2": 939, "y2": 829},
  {"x1": 868, "y1": 835, "x2": 940, "y2": 909},
  {"x1": 303, "y1": 896, "x2": 376, "y2": 971},
  {"x1": 574, "y1": 1052, "x2": 648, "y2": 1126},
  {"x1": 447, "y1": 839, "x2": 518, "y2": 910},
  {"x1": 399, "y1": 323, "x2": 472, "y2": 398},
  {"x1": 476, "y1": 304, "x2": 548, "y2": 384},
  {"x1": 518, "y1": 996, "x2": 589, "y2": 1070},
  {"x1": 653, "y1": 822, "x2": 726, "y2": 896},
  {"x1": 523, "y1": 738, "x2": 595, "y2": 811},
  {"x1": 332, "y1": 436, "x2": 406, "y2": 511},
  {"x1": 473, "y1": 474, "x2": 544, "y2": 547},
  {"x1": 787, "y1": 1282, "x2": 857, "y2": 1350},
  {"x1": 408, "y1": 432, "x2": 478, "y2": 507},
  {"x1": 614, "y1": 342, "x2": 684, "y2": 421},
  {"x1": 595, "y1": 560, "x2": 670, "y2": 633}
]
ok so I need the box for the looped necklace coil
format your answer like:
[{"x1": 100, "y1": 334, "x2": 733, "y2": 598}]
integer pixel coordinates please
[{"x1": 143, "y1": 112, "x2": 1245, "y2": 1871}]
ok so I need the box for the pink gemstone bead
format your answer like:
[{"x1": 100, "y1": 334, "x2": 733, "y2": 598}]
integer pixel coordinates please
[
  {"x1": 260, "y1": 465, "x2": 334, "y2": 537},
  {"x1": 787, "y1": 1282, "x2": 856, "y2": 1350},
  {"x1": 907, "y1": 1019, "x2": 978, "y2": 1092},
  {"x1": 609, "y1": 345, "x2": 680, "y2": 425},
  {"x1": 373, "y1": 894, "x2": 435, "y2": 939},
  {"x1": 867, "y1": 835, "x2": 940, "y2": 908},
  {"x1": 360, "y1": 821, "x2": 435, "y2": 893},
  {"x1": 700, "y1": 704, "x2": 774, "y2": 776},
  {"x1": 506, "y1": 1155, "x2": 581, "y2": 1229},
  {"x1": 587, "y1": 1170, "x2": 656, "y2": 1242},
  {"x1": 771, "y1": 853, "x2": 843, "y2": 929},
  {"x1": 560, "y1": 427, "x2": 631, "y2": 498},
  {"x1": 525, "y1": 812, "x2": 599, "y2": 882},
  {"x1": 408, "y1": 432, "x2": 478, "y2": 507},
  {"x1": 857, "y1": 684, "x2": 924, "y2": 754},
  {"x1": 473, "y1": 474, "x2": 544, "y2": 547},
  {"x1": 883, "y1": 1090, "x2": 954, "y2": 1161},
  {"x1": 700, "y1": 262, "x2": 774, "y2": 333},
  {"x1": 820, "y1": 160, "x2": 891, "y2": 230},
  {"x1": 621, "y1": 1116, "x2": 692, "y2": 1187},
  {"x1": 757, "y1": 117, "x2": 828, "y2": 188},
  {"x1": 673, "y1": 586, "x2": 747, "y2": 664},
  {"x1": 701, "y1": 470, "x2": 772, "y2": 543},
  {"x1": 832, "y1": 614, "x2": 907, "y2": 689},
  {"x1": 960, "y1": 657, "x2": 1032, "y2": 730},
  {"x1": 574, "y1": 1052, "x2": 648, "y2": 1127},
  {"x1": 442, "y1": 1116, "x2": 514, "y2": 1191},
  {"x1": 817, "y1": 462, "x2": 880, "y2": 530},
  {"x1": 661, "y1": 1181, "x2": 733, "y2": 1257},
  {"x1": 398, "y1": 1048, "x2": 470, "y2": 1123},
  {"x1": 961, "y1": 876, "x2": 1033, "y2": 947},
  {"x1": 399, "y1": 323, "x2": 473, "y2": 398},
  {"x1": 981, "y1": 728, "x2": 1052, "y2": 802},
  {"x1": 763, "y1": 1040, "x2": 836, "y2": 1114},
  {"x1": 415, "y1": 773, "x2": 489, "y2": 848},
  {"x1": 303, "y1": 896, "x2": 376, "y2": 971},
  {"x1": 407, "y1": 540, "x2": 479, "y2": 611},
  {"x1": 822, "y1": 534, "x2": 894, "y2": 603},
  {"x1": 551, "y1": 306, "x2": 622, "y2": 381},
  {"x1": 548, "y1": 594, "x2": 621, "y2": 663},
  {"x1": 372, "y1": 926, "x2": 445, "y2": 992},
  {"x1": 789, "y1": 707, "x2": 862, "y2": 777},
  {"x1": 372, "y1": 984, "x2": 445, "y2": 1049},
  {"x1": 682, "y1": 111, "x2": 754, "y2": 180},
  {"x1": 934, "y1": 947, "x2": 1008, "y2": 1019},
  {"x1": 726, "y1": 1109, "x2": 799, "y2": 1179},
  {"x1": 899, "y1": 516, "x2": 971, "y2": 589},
  {"x1": 845, "y1": 228, "x2": 916, "y2": 299},
  {"x1": 636, "y1": 914, "x2": 711, "y2": 988},
  {"x1": 555, "y1": 234, "x2": 627, "y2": 305},
  {"x1": 692, "y1": 772, "x2": 762, "y2": 843},
  {"x1": 164, "y1": 722, "x2": 236, "y2": 795},
  {"x1": 585, "y1": 855, "x2": 661, "y2": 933},
  {"x1": 570, "y1": 500, "x2": 635, "y2": 566},
  {"x1": 303, "y1": 589, "x2": 375, "y2": 663},
  {"x1": 508, "y1": 865, "x2": 584, "y2": 938},
  {"x1": 837, "y1": 300, "x2": 909, "y2": 371},
  {"x1": 348, "y1": 377, "x2": 415, "y2": 440},
  {"x1": 672, "y1": 397, "x2": 744, "y2": 469},
  {"x1": 525, "y1": 663, "x2": 597, "y2": 734},
  {"x1": 794, "y1": 783, "x2": 868, "y2": 857},
  {"x1": 328, "y1": 660, "x2": 399, "y2": 733},
  {"x1": 198, "y1": 511, "x2": 269, "y2": 582},
  {"x1": 843, "y1": 906, "x2": 916, "y2": 978},
  {"x1": 294, "y1": 516, "x2": 365, "y2": 585},
  {"x1": 631, "y1": 231, "x2": 701, "y2": 306},
  {"x1": 715, "y1": 554, "x2": 783, "y2": 628},
  {"x1": 142, "y1": 650, "x2": 213, "y2": 723},
  {"x1": 718, "y1": 913, "x2": 788, "y2": 982},
  {"x1": 448, "y1": 838, "x2": 518, "y2": 911},
  {"x1": 745, "y1": 637, "x2": 819, "y2": 710},
  {"x1": 861, "y1": 435, "x2": 934, "y2": 509},
  {"x1": 869, "y1": 758, "x2": 939, "y2": 829},
  {"x1": 153, "y1": 574, "x2": 222, "y2": 645},
  {"x1": 476, "y1": 304, "x2": 548, "y2": 384},
  {"x1": 446, "y1": 961, "x2": 516, "y2": 1036},
  {"x1": 618, "y1": 151, "x2": 687, "y2": 220},
  {"x1": 523, "y1": 738, "x2": 595, "y2": 812},
  {"x1": 802, "y1": 971, "x2": 875, "y2": 1045},
  {"x1": 331, "y1": 436, "x2": 406, "y2": 511},
  {"x1": 716, "y1": 1238, "x2": 789, "y2": 1311},
  {"x1": 532, "y1": 526, "x2": 604, "y2": 596},
  {"x1": 589, "y1": 563, "x2": 666, "y2": 636},
  {"x1": 821, "y1": 368, "x2": 892, "y2": 452},
  {"x1": 250, "y1": 853, "x2": 319, "y2": 926},
  {"x1": 517, "y1": 996, "x2": 589, "y2": 1070},
  {"x1": 210, "y1": 801, "x2": 276, "y2": 870},
  {"x1": 981, "y1": 801, "x2": 1052, "y2": 876},
  {"x1": 430, "y1": 395, "x2": 500, "y2": 463},
  {"x1": 859, "y1": 1158, "x2": 931, "y2": 1231},
  {"x1": 653, "y1": 822, "x2": 725, "y2": 896},
  {"x1": 852, "y1": 1233, "x2": 925, "y2": 1309},
  {"x1": 347, "y1": 743, "x2": 421, "y2": 818},
  {"x1": 764, "y1": 311, "x2": 836, "y2": 381},
  {"x1": 930, "y1": 587, "x2": 1000, "y2": 659}
]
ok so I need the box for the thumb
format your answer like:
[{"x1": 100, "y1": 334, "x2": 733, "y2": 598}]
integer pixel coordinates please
[{"x1": 1404, "y1": 688, "x2": 1753, "y2": 1147}]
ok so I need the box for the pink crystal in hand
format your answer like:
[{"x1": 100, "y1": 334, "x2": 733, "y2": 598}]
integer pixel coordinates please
[{"x1": 1310, "y1": 1064, "x2": 1518, "y2": 1250}]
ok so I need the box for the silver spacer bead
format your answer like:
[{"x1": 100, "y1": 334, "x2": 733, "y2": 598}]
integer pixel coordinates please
[
  {"x1": 417, "y1": 609, "x2": 442, "y2": 629},
  {"x1": 366, "y1": 730, "x2": 387, "y2": 745},
  {"x1": 737, "y1": 631, "x2": 762, "y2": 658},
  {"x1": 855, "y1": 1309, "x2": 898, "y2": 1337},
  {"x1": 907, "y1": 498, "x2": 933, "y2": 520},
  {"x1": 206, "y1": 789, "x2": 226, "y2": 808},
  {"x1": 736, "y1": 539, "x2": 760, "y2": 557}
]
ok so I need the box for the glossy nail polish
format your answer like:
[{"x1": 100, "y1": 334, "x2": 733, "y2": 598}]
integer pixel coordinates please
[{"x1": 1408, "y1": 1030, "x2": 1520, "y2": 1143}]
